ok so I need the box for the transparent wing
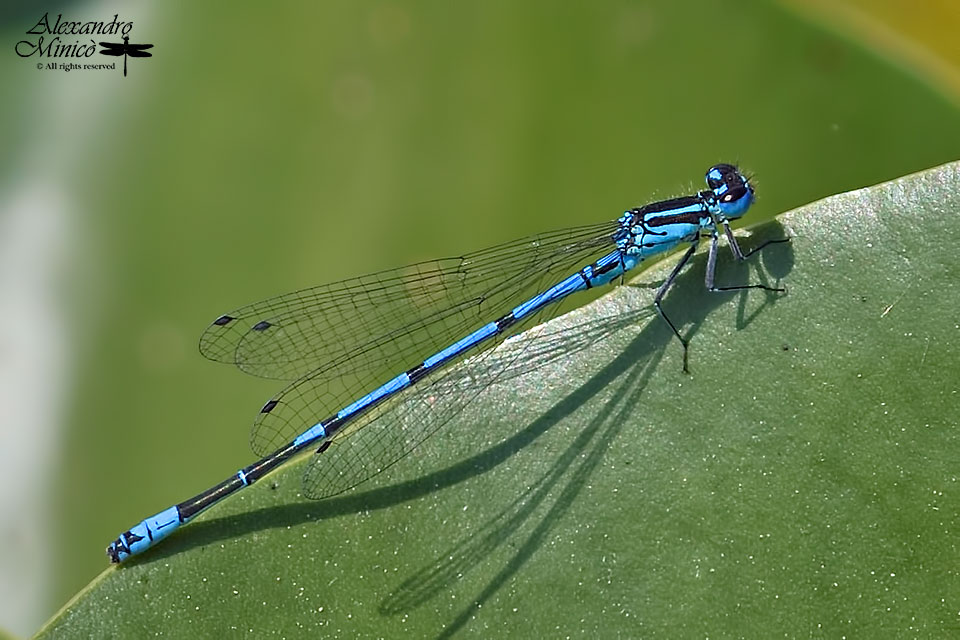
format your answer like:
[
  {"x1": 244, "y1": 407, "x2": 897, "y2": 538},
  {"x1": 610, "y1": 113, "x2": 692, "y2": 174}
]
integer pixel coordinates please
[
  {"x1": 247, "y1": 225, "x2": 619, "y2": 457},
  {"x1": 301, "y1": 292, "x2": 560, "y2": 499},
  {"x1": 199, "y1": 221, "x2": 618, "y2": 382},
  {"x1": 299, "y1": 298, "x2": 656, "y2": 499}
]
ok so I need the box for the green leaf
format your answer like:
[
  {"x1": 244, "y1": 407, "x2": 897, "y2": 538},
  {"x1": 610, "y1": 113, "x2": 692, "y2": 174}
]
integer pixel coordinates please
[{"x1": 39, "y1": 160, "x2": 960, "y2": 637}]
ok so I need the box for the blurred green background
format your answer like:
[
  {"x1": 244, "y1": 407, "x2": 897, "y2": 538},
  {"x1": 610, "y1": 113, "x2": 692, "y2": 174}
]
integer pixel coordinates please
[{"x1": 2, "y1": 0, "x2": 959, "y2": 636}]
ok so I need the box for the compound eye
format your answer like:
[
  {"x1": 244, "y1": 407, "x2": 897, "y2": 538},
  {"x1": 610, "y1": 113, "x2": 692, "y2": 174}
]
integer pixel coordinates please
[
  {"x1": 706, "y1": 172, "x2": 724, "y2": 190},
  {"x1": 706, "y1": 163, "x2": 737, "y2": 190}
]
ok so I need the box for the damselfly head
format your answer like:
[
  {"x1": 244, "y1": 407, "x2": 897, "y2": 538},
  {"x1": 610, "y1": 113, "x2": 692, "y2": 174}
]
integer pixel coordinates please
[{"x1": 706, "y1": 163, "x2": 754, "y2": 220}]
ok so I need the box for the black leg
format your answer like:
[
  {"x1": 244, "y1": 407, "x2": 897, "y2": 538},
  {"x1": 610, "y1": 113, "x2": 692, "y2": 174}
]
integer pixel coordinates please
[
  {"x1": 723, "y1": 221, "x2": 791, "y2": 261},
  {"x1": 654, "y1": 240, "x2": 699, "y2": 374},
  {"x1": 706, "y1": 222, "x2": 789, "y2": 293}
]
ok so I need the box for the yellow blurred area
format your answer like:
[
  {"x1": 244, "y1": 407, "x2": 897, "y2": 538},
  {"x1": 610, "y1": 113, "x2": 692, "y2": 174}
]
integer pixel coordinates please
[{"x1": 780, "y1": 0, "x2": 960, "y2": 104}]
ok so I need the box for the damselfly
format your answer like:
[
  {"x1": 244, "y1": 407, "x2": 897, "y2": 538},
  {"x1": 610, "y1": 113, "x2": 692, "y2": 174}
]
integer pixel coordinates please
[{"x1": 107, "y1": 164, "x2": 787, "y2": 563}]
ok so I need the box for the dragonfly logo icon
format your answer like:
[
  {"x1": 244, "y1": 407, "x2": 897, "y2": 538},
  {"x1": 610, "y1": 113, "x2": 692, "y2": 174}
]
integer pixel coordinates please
[{"x1": 98, "y1": 35, "x2": 153, "y2": 76}]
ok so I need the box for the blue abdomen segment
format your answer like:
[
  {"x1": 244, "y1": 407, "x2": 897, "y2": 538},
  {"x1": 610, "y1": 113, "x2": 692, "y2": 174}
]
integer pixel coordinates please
[
  {"x1": 106, "y1": 505, "x2": 183, "y2": 563},
  {"x1": 338, "y1": 372, "x2": 411, "y2": 420},
  {"x1": 423, "y1": 322, "x2": 499, "y2": 369},
  {"x1": 293, "y1": 421, "x2": 327, "y2": 447},
  {"x1": 108, "y1": 439, "x2": 308, "y2": 562},
  {"x1": 580, "y1": 250, "x2": 638, "y2": 288},
  {"x1": 512, "y1": 273, "x2": 587, "y2": 319}
]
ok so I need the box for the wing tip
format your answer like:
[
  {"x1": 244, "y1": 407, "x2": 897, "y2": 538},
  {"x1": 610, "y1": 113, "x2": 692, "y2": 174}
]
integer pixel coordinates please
[{"x1": 198, "y1": 314, "x2": 243, "y2": 363}]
